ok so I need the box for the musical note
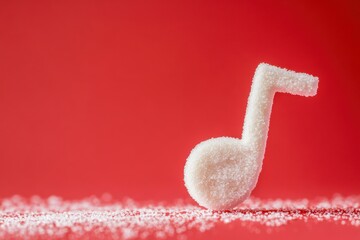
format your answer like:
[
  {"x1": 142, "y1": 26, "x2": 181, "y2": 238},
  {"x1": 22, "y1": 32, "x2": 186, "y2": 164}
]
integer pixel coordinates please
[{"x1": 184, "y1": 63, "x2": 319, "y2": 210}]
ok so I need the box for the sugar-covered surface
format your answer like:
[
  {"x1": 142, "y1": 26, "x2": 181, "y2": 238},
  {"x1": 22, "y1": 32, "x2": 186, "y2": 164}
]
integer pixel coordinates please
[{"x1": 0, "y1": 195, "x2": 359, "y2": 240}]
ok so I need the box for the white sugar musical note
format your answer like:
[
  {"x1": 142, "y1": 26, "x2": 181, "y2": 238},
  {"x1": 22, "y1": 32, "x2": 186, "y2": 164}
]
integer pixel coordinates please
[{"x1": 184, "y1": 63, "x2": 319, "y2": 210}]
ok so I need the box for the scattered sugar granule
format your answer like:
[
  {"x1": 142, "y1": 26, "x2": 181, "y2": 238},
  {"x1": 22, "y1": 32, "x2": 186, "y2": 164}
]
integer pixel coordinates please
[
  {"x1": 184, "y1": 63, "x2": 319, "y2": 210},
  {"x1": 0, "y1": 195, "x2": 359, "y2": 239}
]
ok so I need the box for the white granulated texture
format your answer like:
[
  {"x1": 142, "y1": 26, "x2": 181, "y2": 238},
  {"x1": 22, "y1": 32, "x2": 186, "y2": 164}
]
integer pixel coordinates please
[
  {"x1": 0, "y1": 195, "x2": 359, "y2": 239},
  {"x1": 184, "y1": 63, "x2": 319, "y2": 210}
]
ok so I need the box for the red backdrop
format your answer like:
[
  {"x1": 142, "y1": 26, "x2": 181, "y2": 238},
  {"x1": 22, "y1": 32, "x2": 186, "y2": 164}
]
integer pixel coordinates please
[{"x1": 0, "y1": 0, "x2": 359, "y2": 205}]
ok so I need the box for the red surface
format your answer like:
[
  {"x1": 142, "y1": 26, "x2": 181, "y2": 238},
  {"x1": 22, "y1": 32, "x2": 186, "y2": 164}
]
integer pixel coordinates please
[
  {"x1": 1, "y1": 196, "x2": 360, "y2": 239},
  {"x1": 0, "y1": 0, "x2": 359, "y2": 238}
]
